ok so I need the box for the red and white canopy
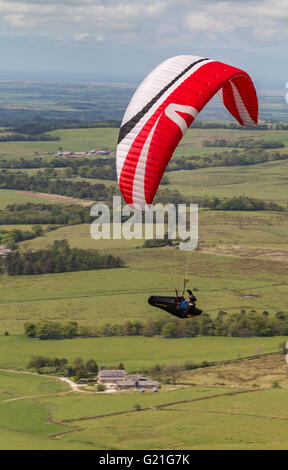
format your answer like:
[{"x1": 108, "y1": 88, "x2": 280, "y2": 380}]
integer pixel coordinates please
[{"x1": 117, "y1": 55, "x2": 258, "y2": 211}]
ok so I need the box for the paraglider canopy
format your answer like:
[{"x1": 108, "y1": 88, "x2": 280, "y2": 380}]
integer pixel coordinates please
[{"x1": 117, "y1": 55, "x2": 258, "y2": 211}]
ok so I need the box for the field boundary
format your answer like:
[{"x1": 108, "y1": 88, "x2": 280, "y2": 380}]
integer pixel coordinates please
[
  {"x1": 57, "y1": 388, "x2": 262, "y2": 424},
  {"x1": 159, "y1": 407, "x2": 288, "y2": 422}
]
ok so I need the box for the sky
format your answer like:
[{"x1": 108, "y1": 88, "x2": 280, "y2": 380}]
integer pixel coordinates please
[{"x1": 0, "y1": 0, "x2": 287, "y2": 88}]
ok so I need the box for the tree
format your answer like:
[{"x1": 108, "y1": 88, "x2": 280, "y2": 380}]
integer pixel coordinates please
[
  {"x1": 1, "y1": 233, "x2": 17, "y2": 250},
  {"x1": 75, "y1": 367, "x2": 86, "y2": 382},
  {"x1": 24, "y1": 322, "x2": 36, "y2": 337},
  {"x1": 86, "y1": 359, "x2": 99, "y2": 374},
  {"x1": 162, "y1": 363, "x2": 183, "y2": 385},
  {"x1": 35, "y1": 320, "x2": 62, "y2": 339},
  {"x1": 149, "y1": 364, "x2": 162, "y2": 380},
  {"x1": 60, "y1": 321, "x2": 78, "y2": 338},
  {"x1": 31, "y1": 225, "x2": 44, "y2": 236},
  {"x1": 161, "y1": 322, "x2": 178, "y2": 338},
  {"x1": 73, "y1": 357, "x2": 84, "y2": 369},
  {"x1": 28, "y1": 356, "x2": 51, "y2": 371},
  {"x1": 64, "y1": 167, "x2": 74, "y2": 178},
  {"x1": 97, "y1": 384, "x2": 106, "y2": 392},
  {"x1": 51, "y1": 357, "x2": 67, "y2": 371}
]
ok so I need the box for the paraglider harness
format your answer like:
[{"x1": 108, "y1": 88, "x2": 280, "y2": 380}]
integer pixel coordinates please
[
  {"x1": 175, "y1": 279, "x2": 199, "y2": 318},
  {"x1": 148, "y1": 279, "x2": 202, "y2": 318}
]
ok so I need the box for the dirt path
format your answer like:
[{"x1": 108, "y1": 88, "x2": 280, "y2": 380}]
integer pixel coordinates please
[
  {"x1": 19, "y1": 191, "x2": 94, "y2": 206},
  {"x1": 1, "y1": 391, "x2": 72, "y2": 404},
  {"x1": 59, "y1": 377, "x2": 86, "y2": 391}
]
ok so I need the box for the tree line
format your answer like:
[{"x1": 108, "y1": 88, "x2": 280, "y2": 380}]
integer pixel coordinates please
[
  {"x1": 0, "y1": 134, "x2": 60, "y2": 142},
  {"x1": 0, "y1": 170, "x2": 114, "y2": 201},
  {"x1": 0, "y1": 203, "x2": 91, "y2": 225},
  {"x1": 0, "y1": 155, "x2": 115, "y2": 171},
  {"x1": 0, "y1": 119, "x2": 120, "y2": 138},
  {"x1": 192, "y1": 120, "x2": 271, "y2": 130},
  {"x1": 203, "y1": 138, "x2": 285, "y2": 149},
  {"x1": 24, "y1": 310, "x2": 288, "y2": 340},
  {"x1": 2, "y1": 239, "x2": 125, "y2": 275},
  {"x1": 0, "y1": 196, "x2": 283, "y2": 244},
  {"x1": 0, "y1": 158, "x2": 171, "y2": 184},
  {"x1": 9, "y1": 119, "x2": 120, "y2": 135},
  {"x1": 191, "y1": 195, "x2": 283, "y2": 212},
  {"x1": 28, "y1": 354, "x2": 99, "y2": 381},
  {"x1": 167, "y1": 149, "x2": 288, "y2": 172},
  {"x1": 0, "y1": 225, "x2": 45, "y2": 250},
  {"x1": 2, "y1": 147, "x2": 288, "y2": 180}
]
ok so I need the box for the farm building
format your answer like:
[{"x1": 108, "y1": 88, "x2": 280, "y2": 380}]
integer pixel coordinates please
[
  {"x1": 98, "y1": 369, "x2": 126, "y2": 384},
  {"x1": 98, "y1": 369, "x2": 160, "y2": 390},
  {"x1": 118, "y1": 376, "x2": 160, "y2": 391}
]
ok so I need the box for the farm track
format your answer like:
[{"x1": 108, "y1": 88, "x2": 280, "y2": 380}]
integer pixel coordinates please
[{"x1": 1, "y1": 391, "x2": 73, "y2": 403}]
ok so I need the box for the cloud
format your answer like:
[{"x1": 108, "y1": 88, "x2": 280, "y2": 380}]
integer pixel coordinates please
[
  {"x1": 72, "y1": 32, "x2": 104, "y2": 41},
  {"x1": 184, "y1": 11, "x2": 235, "y2": 32},
  {"x1": 0, "y1": 0, "x2": 170, "y2": 46},
  {"x1": 0, "y1": 0, "x2": 287, "y2": 46},
  {"x1": 183, "y1": 0, "x2": 288, "y2": 41}
]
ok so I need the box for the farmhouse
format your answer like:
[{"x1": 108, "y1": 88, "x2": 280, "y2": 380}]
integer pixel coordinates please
[
  {"x1": 98, "y1": 369, "x2": 160, "y2": 391},
  {"x1": 98, "y1": 369, "x2": 126, "y2": 384}
]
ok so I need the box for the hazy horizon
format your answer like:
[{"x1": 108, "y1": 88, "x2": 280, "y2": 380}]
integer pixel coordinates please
[{"x1": 0, "y1": 71, "x2": 286, "y2": 93}]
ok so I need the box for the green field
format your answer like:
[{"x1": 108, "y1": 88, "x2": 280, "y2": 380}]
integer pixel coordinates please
[
  {"x1": 0, "y1": 189, "x2": 54, "y2": 209},
  {"x1": 19, "y1": 210, "x2": 288, "y2": 252},
  {"x1": 1, "y1": 367, "x2": 288, "y2": 450},
  {"x1": 0, "y1": 335, "x2": 284, "y2": 371},
  {"x1": 57, "y1": 394, "x2": 288, "y2": 450},
  {"x1": 1, "y1": 125, "x2": 288, "y2": 164},
  {"x1": 168, "y1": 159, "x2": 288, "y2": 203},
  {"x1": 1, "y1": 245, "x2": 288, "y2": 333},
  {"x1": 0, "y1": 128, "x2": 118, "y2": 160},
  {"x1": 63, "y1": 158, "x2": 288, "y2": 205},
  {"x1": 0, "y1": 369, "x2": 237, "y2": 450},
  {"x1": 0, "y1": 369, "x2": 69, "y2": 399},
  {"x1": 1, "y1": 123, "x2": 288, "y2": 450}
]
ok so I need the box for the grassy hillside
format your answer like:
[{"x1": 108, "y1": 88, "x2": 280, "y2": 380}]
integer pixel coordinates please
[
  {"x1": 0, "y1": 124, "x2": 288, "y2": 450},
  {"x1": 0, "y1": 335, "x2": 284, "y2": 371},
  {"x1": 168, "y1": 160, "x2": 288, "y2": 203},
  {"x1": 1, "y1": 354, "x2": 288, "y2": 450},
  {"x1": 1, "y1": 246, "x2": 288, "y2": 333}
]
